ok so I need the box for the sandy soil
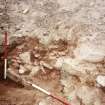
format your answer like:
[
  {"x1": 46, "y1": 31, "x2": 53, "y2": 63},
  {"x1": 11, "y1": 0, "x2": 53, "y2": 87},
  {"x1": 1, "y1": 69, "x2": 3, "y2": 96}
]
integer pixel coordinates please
[
  {"x1": 0, "y1": 78, "x2": 65, "y2": 105},
  {"x1": 0, "y1": 0, "x2": 105, "y2": 105},
  {"x1": 0, "y1": 79, "x2": 37, "y2": 105}
]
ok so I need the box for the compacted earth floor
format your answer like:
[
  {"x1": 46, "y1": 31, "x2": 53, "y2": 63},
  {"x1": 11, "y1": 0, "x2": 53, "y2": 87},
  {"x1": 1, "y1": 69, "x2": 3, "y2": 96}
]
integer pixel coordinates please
[
  {"x1": 0, "y1": 78, "x2": 38, "y2": 105},
  {"x1": 0, "y1": 36, "x2": 105, "y2": 105},
  {"x1": 0, "y1": 78, "x2": 64, "y2": 105}
]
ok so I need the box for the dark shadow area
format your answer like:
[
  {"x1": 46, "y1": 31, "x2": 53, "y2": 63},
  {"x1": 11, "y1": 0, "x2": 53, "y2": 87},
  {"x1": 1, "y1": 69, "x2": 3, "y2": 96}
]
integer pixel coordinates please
[
  {"x1": 0, "y1": 57, "x2": 4, "y2": 80},
  {"x1": 0, "y1": 52, "x2": 24, "y2": 96}
]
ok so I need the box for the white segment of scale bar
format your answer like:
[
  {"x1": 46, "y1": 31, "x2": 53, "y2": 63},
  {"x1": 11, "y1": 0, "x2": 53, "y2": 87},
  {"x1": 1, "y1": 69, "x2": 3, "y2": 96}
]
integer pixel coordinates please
[
  {"x1": 4, "y1": 59, "x2": 7, "y2": 79},
  {"x1": 32, "y1": 83, "x2": 50, "y2": 95}
]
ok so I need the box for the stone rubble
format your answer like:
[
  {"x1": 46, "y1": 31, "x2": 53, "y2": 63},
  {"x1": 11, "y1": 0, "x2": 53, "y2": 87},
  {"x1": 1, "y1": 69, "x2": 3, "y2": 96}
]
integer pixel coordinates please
[
  {"x1": 74, "y1": 44, "x2": 105, "y2": 63},
  {"x1": 0, "y1": 0, "x2": 105, "y2": 104},
  {"x1": 18, "y1": 65, "x2": 26, "y2": 74},
  {"x1": 7, "y1": 36, "x2": 105, "y2": 105},
  {"x1": 29, "y1": 66, "x2": 40, "y2": 76},
  {"x1": 76, "y1": 86, "x2": 103, "y2": 105},
  {"x1": 96, "y1": 75, "x2": 105, "y2": 87},
  {"x1": 19, "y1": 52, "x2": 31, "y2": 64}
]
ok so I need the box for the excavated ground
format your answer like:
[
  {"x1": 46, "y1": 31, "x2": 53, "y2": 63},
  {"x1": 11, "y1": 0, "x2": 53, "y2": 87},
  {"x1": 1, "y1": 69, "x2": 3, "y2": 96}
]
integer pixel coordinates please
[
  {"x1": 0, "y1": 36, "x2": 67, "y2": 105},
  {"x1": 0, "y1": 36, "x2": 105, "y2": 105},
  {"x1": 0, "y1": 0, "x2": 105, "y2": 105}
]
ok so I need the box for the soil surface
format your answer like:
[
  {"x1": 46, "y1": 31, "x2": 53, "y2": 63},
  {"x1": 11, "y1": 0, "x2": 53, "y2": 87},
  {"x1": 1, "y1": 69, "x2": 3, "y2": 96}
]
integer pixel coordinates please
[
  {"x1": 0, "y1": 78, "x2": 64, "y2": 105},
  {"x1": 0, "y1": 0, "x2": 105, "y2": 105},
  {"x1": 0, "y1": 79, "x2": 37, "y2": 105}
]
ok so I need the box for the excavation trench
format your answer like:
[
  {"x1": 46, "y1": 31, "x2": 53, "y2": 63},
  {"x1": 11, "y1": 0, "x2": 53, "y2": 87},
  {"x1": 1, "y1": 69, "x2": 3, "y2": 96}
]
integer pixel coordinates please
[
  {"x1": 0, "y1": 36, "x2": 68, "y2": 105},
  {"x1": 0, "y1": 36, "x2": 105, "y2": 105}
]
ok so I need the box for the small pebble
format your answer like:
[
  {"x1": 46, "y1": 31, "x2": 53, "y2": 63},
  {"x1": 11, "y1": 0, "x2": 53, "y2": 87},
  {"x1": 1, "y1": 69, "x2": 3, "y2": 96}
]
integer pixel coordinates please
[
  {"x1": 23, "y1": 8, "x2": 29, "y2": 14},
  {"x1": 96, "y1": 75, "x2": 105, "y2": 87},
  {"x1": 18, "y1": 65, "x2": 26, "y2": 74}
]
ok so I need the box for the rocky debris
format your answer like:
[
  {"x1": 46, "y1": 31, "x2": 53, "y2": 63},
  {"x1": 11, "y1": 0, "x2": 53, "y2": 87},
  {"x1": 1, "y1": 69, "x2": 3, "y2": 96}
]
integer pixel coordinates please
[
  {"x1": 6, "y1": 36, "x2": 105, "y2": 105},
  {"x1": 7, "y1": 36, "x2": 64, "y2": 96},
  {"x1": 7, "y1": 68, "x2": 21, "y2": 83},
  {"x1": 23, "y1": 8, "x2": 29, "y2": 14},
  {"x1": 63, "y1": 85, "x2": 104, "y2": 105},
  {"x1": 24, "y1": 64, "x2": 33, "y2": 70},
  {"x1": 40, "y1": 61, "x2": 53, "y2": 69},
  {"x1": 96, "y1": 75, "x2": 105, "y2": 87},
  {"x1": 29, "y1": 66, "x2": 40, "y2": 76},
  {"x1": 19, "y1": 52, "x2": 31, "y2": 64},
  {"x1": 0, "y1": 0, "x2": 105, "y2": 104},
  {"x1": 12, "y1": 62, "x2": 20, "y2": 69},
  {"x1": 8, "y1": 36, "x2": 69, "y2": 76},
  {"x1": 74, "y1": 44, "x2": 105, "y2": 63},
  {"x1": 76, "y1": 86, "x2": 104, "y2": 105},
  {"x1": 18, "y1": 65, "x2": 26, "y2": 74},
  {"x1": 55, "y1": 57, "x2": 98, "y2": 77}
]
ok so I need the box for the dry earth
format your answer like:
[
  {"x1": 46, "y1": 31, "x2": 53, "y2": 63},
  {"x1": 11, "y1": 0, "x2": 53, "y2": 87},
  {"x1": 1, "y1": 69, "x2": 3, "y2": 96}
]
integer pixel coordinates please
[{"x1": 0, "y1": 0, "x2": 105, "y2": 105}]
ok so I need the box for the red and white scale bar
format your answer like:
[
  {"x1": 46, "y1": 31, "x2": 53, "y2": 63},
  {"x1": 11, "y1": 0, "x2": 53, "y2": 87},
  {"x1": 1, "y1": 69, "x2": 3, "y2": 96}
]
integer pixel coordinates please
[
  {"x1": 3, "y1": 32, "x2": 72, "y2": 105},
  {"x1": 3, "y1": 31, "x2": 8, "y2": 79},
  {"x1": 27, "y1": 81, "x2": 72, "y2": 105}
]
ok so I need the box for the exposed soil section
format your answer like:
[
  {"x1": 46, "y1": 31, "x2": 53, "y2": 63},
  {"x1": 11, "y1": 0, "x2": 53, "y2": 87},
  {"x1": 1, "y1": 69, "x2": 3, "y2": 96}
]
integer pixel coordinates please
[
  {"x1": 0, "y1": 0, "x2": 105, "y2": 105},
  {"x1": 0, "y1": 36, "x2": 66, "y2": 105},
  {"x1": 0, "y1": 35, "x2": 105, "y2": 105},
  {"x1": 0, "y1": 79, "x2": 39, "y2": 105}
]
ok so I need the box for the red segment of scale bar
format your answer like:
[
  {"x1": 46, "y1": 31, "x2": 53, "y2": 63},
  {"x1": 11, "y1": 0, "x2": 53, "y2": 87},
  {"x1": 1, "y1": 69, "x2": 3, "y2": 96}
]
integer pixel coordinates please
[
  {"x1": 3, "y1": 31, "x2": 8, "y2": 59},
  {"x1": 50, "y1": 93, "x2": 71, "y2": 105}
]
